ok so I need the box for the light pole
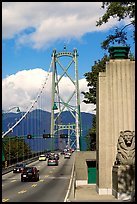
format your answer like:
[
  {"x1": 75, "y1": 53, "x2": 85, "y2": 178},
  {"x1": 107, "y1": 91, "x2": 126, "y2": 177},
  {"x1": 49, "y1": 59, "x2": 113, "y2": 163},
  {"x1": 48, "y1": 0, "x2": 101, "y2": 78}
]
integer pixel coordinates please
[
  {"x1": 2, "y1": 106, "x2": 20, "y2": 138},
  {"x1": 15, "y1": 118, "x2": 19, "y2": 163},
  {"x1": 3, "y1": 106, "x2": 20, "y2": 116},
  {"x1": 2, "y1": 106, "x2": 21, "y2": 166},
  {"x1": 2, "y1": 106, "x2": 21, "y2": 133},
  {"x1": 8, "y1": 123, "x2": 11, "y2": 166}
]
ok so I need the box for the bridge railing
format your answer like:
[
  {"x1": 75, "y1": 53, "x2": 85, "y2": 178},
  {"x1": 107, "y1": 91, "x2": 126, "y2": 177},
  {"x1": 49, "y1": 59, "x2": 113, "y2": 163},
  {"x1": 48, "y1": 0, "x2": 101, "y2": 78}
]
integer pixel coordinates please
[{"x1": 2, "y1": 153, "x2": 42, "y2": 175}]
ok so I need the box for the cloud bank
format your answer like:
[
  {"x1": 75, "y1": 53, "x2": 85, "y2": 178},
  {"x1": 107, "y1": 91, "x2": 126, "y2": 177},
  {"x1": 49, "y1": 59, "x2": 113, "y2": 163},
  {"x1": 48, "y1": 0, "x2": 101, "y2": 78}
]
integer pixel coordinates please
[
  {"x1": 2, "y1": 69, "x2": 96, "y2": 114},
  {"x1": 2, "y1": 2, "x2": 120, "y2": 50}
]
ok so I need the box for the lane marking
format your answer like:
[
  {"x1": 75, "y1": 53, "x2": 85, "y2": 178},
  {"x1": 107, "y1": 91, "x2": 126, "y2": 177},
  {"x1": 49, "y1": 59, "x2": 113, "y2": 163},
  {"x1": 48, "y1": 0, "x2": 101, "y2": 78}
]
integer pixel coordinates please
[
  {"x1": 45, "y1": 176, "x2": 69, "y2": 179},
  {"x1": 31, "y1": 184, "x2": 37, "y2": 187},
  {"x1": 2, "y1": 198, "x2": 9, "y2": 202},
  {"x1": 18, "y1": 190, "x2": 27, "y2": 194},
  {"x1": 64, "y1": 160, "x2": 75, "y2": 202},
  {"x1": 39, "y1": 179, "x2": 44, "y2": 182},
  {"x1": 11, "y1": 180, "x2": 16, "y2": 183}
]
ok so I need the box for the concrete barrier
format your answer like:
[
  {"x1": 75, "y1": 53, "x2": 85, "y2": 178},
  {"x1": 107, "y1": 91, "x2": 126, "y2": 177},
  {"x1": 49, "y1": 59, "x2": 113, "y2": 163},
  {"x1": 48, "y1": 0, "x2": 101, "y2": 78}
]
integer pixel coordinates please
[{"x1": 2, "y1": 156, "x2": 39, "y2": 175}]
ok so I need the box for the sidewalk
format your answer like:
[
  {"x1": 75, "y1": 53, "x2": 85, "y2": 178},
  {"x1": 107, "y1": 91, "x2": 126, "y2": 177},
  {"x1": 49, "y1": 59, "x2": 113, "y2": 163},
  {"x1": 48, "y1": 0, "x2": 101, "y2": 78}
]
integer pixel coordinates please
[{"x1": 67, "y1": 185, "x2": 128, "y2": 202}]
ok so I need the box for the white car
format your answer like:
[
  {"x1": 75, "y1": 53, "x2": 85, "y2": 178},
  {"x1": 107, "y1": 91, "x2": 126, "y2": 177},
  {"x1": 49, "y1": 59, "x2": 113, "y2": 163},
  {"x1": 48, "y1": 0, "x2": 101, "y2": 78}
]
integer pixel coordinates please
[
  {"x1": 67, "y1": 152, "x2": 71, "y2": 156},
  {"x1": 39, "y1": 154, "x2": 46, "y2": 161},
  {"x1": 64, "y1": 153, "x2": 70, "y2": 159}
]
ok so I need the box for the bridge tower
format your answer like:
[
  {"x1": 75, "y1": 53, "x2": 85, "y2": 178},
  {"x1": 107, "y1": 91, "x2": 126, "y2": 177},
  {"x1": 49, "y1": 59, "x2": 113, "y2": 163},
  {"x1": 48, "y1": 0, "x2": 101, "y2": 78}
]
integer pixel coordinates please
[{"x1": 50, "y1": 47, "x2": 81, "y2": 151}]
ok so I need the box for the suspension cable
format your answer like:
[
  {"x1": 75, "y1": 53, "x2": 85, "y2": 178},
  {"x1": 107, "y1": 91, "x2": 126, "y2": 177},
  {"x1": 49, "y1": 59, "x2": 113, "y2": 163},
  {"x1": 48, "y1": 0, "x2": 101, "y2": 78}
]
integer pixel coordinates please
[{"x1": 2, "y1": 58, "x2": 53, "y2": 138}]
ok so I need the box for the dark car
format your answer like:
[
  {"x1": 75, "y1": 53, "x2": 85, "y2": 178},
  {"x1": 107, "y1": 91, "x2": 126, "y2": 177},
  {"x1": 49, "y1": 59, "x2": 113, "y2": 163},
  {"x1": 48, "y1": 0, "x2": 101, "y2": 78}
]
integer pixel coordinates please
[
  {"x1": 60, "y1": 150, "x2": 65, "y2": 155},
  {"x1": 47, "y1": 156, "x2": 58, "y2": 166},
  {"x1": 13, "y1": 163, "x2": 26, "y2": 173},
  {"x1": 21, "y1": 166, "x2": 39, "y2": 182},
  {"x1": 46, "y1": 152, "x2": 50, "y2": 158}
]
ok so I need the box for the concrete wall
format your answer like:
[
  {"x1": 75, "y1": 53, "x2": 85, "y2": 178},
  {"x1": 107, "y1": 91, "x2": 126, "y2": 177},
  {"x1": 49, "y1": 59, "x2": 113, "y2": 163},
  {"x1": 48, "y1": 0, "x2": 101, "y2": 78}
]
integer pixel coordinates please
[
  {"x1": 74, "y1": 151, "x2": 96, "y2": 186},
  {"x1": 96, "y1": 59, "x2": 135, "y2": 195}
]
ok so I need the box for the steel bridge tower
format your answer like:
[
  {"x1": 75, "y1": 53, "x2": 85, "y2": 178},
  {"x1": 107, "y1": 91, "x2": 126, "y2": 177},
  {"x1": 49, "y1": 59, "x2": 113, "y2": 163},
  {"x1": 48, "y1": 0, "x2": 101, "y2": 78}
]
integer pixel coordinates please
[{"x1": 50, "y1": 47, "x2": 81, "y2": 151}]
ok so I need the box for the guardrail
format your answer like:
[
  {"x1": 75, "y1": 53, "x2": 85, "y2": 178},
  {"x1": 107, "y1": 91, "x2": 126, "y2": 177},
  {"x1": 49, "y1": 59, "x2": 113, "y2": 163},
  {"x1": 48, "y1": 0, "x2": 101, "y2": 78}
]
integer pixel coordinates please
[
  {"x1": 2, "y1": 156, "x2": 39, "y2": 175},
  {"x1": 2, "y1": 150, "x2": 62, "y2": 175}
]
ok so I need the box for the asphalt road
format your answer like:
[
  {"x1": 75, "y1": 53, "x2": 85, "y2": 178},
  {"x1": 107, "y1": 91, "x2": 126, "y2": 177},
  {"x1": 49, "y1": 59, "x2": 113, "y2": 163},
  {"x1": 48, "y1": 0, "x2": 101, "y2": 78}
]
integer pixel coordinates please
[{"x1": 2, "y1": 153, "x2": 74, "y2": 202}]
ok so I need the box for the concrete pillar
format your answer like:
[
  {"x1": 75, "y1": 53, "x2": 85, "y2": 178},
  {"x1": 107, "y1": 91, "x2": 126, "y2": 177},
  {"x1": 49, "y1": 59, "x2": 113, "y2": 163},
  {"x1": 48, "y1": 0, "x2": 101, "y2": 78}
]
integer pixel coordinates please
[{"x1": 96, "y1": 59, "x2": 135, "y2": 195}]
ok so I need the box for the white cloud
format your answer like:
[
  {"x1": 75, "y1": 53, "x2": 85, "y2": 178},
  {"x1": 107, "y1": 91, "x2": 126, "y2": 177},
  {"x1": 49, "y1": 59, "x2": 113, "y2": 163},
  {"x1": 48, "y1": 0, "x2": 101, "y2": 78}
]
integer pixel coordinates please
[
  {"x1": 2, "y1": 69, "x2": 96, "y2": 114},
  {"x1": 2, "y1": 2, "x2": 122, "y2": 49}
]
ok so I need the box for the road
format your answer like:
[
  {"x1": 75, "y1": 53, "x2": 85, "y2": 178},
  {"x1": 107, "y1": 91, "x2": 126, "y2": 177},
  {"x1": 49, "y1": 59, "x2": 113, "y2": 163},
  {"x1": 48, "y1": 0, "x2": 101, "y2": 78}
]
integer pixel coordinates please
[{"x1": 2, "y1": 153, "x2": 74, "y2": 202}]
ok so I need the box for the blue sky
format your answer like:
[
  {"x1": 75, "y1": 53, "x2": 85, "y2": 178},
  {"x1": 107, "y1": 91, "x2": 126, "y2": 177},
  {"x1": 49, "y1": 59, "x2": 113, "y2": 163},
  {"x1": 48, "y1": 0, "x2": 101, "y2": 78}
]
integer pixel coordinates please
[
  {"x1": 2, "y1": 32, "x2": 105, "y2": 79},
  {"x1": 2, "y1": 2, "x2": 135, "y2": 114},
  {"x1": 2, "y1": 29, "x2": 135, "y2": 80}
]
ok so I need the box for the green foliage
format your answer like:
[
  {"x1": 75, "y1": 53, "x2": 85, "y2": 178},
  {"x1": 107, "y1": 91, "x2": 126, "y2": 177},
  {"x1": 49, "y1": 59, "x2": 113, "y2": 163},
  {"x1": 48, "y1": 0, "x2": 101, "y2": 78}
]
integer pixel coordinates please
[
  {"x1": 3, "y1": 136, "x2": 32, "y2": 161},
  {"x1": 82, "y1": 55, "x2": 109, "y2": 104},
  {"x1": 129, "y1": 52, "x2": 135, "y2": 61},
  {"x1": 86, "y1": 115, "x2": 96, "y2": 151},
  {"x1": 82, "y1": 2, "x2": 135, "y2": 104},
  {"x1": 96, "y1": 2, "x2": 135, "y2": 50},
  {"x1": 84, "y1": 2, "x2": 135, "y2": 151}
]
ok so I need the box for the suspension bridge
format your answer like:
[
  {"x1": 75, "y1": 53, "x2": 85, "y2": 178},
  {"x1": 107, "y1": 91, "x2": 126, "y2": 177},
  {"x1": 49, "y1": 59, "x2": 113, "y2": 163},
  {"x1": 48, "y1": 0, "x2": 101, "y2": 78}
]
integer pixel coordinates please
[{"x1": 2, "y1": 47, "x2": 89, "y2": 167}]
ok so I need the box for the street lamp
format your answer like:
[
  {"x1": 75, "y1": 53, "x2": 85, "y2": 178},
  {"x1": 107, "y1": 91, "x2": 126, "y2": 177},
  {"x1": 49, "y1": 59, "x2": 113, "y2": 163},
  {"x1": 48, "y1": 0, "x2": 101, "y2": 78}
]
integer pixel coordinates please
[
  {"x1": 53, "y1": 101, "x2": 77, "y2": 111},
  {"x1": 52, "y1": 101, "x2": 81, "y2": 151},
  {"x1": 3, "y1": 106, "x2": 20, "y2": 115},
  {"x1": 2, "y1": 106, "x2": 21, "y2": 133},
  {"x1": 2, "y1": 107, "x2": 21, "y2": 135},
  {"x1": 2, "y1": 106, "x2": 21, "y2": 166}
]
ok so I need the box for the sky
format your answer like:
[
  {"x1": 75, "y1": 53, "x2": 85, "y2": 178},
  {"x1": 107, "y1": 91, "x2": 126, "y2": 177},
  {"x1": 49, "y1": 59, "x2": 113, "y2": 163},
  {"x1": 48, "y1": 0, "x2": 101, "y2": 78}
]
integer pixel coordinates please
[{"x1": 2, "y1": 2, "x2": 135, "y2": 114}]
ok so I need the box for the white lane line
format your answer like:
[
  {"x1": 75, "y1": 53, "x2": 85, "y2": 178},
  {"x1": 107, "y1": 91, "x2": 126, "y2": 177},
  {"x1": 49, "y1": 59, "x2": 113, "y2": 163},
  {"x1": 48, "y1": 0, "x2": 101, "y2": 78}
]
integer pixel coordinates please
[{"x1": 64, "y1": 162, "x2": 75, "y2": 202}]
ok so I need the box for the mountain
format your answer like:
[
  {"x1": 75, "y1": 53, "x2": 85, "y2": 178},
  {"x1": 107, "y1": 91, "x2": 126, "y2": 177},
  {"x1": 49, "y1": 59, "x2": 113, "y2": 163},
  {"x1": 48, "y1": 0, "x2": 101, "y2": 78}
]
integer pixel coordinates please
[{"x1": 2, "y1": 109, "x2": 95, "y2": 151}]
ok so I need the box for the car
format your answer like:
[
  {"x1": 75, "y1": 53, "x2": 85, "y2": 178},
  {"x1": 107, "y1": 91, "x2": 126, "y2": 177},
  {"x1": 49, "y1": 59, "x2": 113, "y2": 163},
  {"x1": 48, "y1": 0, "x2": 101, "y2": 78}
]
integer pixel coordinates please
[
  {"x1": 47, "y1": 156, "x2": 58, "y2": 166},
  {"x1": 54, "y1": 153, "x2": 59, "y2": 160},
  {"x1": 21, "y1": 166, "x2": 39, "y2": 182},
  {"x1": 49, "y1": 152, "x2": 55, "y2": 156},
  {"x1": 46, "y1": 152, "x2": 51, "y2": 158},
  {"x1": 13, "y1": 163, "x2": 26, "y2": 173},
  {"x1": 64, "y1": 153, "x2": 70, "y2": 159},
  {"x1": 71, "y1": 148, "x2": 75, "y2": 153},
  {"x1": 39, "y1": 154, "x2": 47, "y2": 161},
  {"x1": 60, "y1": 150, "x2": 65, "y2": 155}
]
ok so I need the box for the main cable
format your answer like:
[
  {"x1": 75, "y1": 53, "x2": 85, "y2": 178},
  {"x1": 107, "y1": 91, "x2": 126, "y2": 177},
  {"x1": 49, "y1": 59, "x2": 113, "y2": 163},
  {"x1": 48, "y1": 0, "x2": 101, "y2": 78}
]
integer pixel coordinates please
[{"x1": 2, "y1": 58, "x2": 53, "y2": 138}]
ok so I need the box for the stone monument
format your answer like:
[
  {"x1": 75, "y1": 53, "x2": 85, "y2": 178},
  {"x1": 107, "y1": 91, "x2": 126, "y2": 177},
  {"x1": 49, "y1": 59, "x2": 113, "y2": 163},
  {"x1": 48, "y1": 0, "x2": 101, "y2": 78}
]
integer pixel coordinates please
[
  {"x1": 112, "y1": 130, "x2": 135, "y2": 200},
  {"x1": 96, "y1": 46, "x2": 135, "y2": 196}
]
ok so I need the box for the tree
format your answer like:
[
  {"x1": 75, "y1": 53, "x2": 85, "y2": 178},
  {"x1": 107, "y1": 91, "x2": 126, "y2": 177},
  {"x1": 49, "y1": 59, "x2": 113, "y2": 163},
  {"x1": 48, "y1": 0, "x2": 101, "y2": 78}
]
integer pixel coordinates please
[
  {"x1": 82, "y1": 54, "x2": 109, "y2": 104},
  {"x1": 3, "y1": 136, "x2": 32, "y2": 163},
  {"x1": 82, "y1": 55, "x2": 109, "y2": 151},
  {"x1": 83, "y1": 2, "x2": 135, "y2": 151},
  {"x1": 96, "y1": 2, "x2": 135, "y2": 50},
  {"x1": 82, "y1": 2, "x2": 135, "y2": 104},
  {"x1": 86, "y1": 115, "x2": 96, "y2": 151}
]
